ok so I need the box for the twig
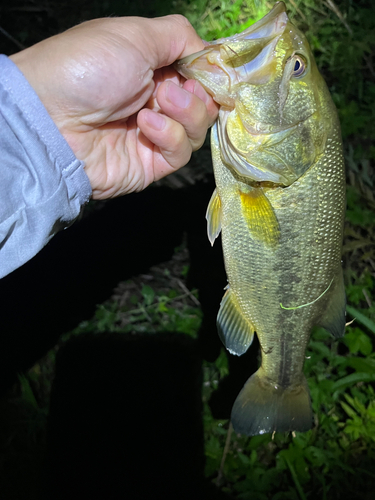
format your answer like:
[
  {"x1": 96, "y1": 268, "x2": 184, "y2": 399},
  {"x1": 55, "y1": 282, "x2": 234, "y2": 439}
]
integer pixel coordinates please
[
  {"x1": 288, "y1": 0, "x2": 307, "y2": 22},
  {"x1": 362, "y1": 288, "x2": 372, "y2": 308},
  {"x1": 0, "y1": 26, "x2": 26, "y2": 50},
  {"x1": 285, "y1": 456, "x2": 307, "y2": 500},
  {"x1": 363, "y1": 54, "x2": 375, "y2": 79},
  {"x1": 324, "y1": 0, "x2": 353, "y2": 35},
  {"x1": 368, "y1": 258, "x2": 375, "y2": 272},
  {"x1": 177, "y1": 279, "x2": 201, "y2": 306},
  {"x1": 216, "y1": 423, "x2": 233, "y2": 487},
  {"x1": 139, "y1": 305, "x2": 152, "y2": 322}
]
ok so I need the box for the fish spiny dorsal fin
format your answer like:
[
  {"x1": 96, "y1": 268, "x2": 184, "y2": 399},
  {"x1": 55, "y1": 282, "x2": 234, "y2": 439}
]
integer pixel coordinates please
[
  {"x1": 217, "y1": 287, "x2": 255, "y2": 355},
  {"x1": 239, "y1": 187, "x2": 280, "y2": 247},
  {"x1": 206, "y1": 188, "x2": 222, "y2": 246}
]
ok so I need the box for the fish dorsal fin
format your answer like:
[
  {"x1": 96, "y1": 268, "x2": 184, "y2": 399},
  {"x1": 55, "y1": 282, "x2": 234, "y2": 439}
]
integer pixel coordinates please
[
  {"x1": 318, "y1": 270, "x2": 346, "y2": 338},
  {"x1": 206, "y1": 188, "x2": 222, "y2": 246},
  {"x1": 217, "y1": 287, "x2": 255, "y2": 356},
  {"x1": 239, "y1": 187, "x2": 280, "y2": 247}
]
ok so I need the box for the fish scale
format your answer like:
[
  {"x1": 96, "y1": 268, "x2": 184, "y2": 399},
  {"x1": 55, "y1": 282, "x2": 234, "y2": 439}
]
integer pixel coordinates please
[
  {"x1": 214, "y1": 118, "x2": 345, "y2": 433},
  {"x1": 176, "y1": 2, "x2": 346, "y2": 435}
]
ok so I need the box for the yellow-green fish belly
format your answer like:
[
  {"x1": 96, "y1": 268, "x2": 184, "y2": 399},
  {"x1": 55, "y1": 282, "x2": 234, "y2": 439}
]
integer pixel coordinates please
[{"x1": 211, "y1": 121, "x2": 346, "y2": 387}]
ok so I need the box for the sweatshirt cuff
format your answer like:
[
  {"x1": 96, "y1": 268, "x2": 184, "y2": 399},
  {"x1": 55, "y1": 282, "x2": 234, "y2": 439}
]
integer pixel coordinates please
[
  {"x1": 0, "y1": 54, "x2": 92, "y2": 278},
  {"x1": 0, "y1": 54, "x2": 92, "y2": 210}
]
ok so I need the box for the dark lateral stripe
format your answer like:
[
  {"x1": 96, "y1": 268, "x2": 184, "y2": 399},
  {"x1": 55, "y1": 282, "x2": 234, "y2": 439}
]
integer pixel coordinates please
[{"x1": 278, "y1": 332, "x2": 293, "y2": 387}]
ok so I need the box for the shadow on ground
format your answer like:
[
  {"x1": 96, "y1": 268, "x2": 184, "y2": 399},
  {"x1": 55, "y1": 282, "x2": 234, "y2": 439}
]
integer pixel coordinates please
[{"x1": 0, "y1": 181, "x2": 258, "y2": 499}]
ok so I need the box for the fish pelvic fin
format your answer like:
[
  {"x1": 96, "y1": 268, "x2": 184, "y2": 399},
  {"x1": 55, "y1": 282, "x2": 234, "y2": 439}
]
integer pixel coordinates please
[
  {"x1": 206, "y1": 188, "x2": 222, "y2": 246},
  {"x1": 217, "y1": 287, "x2": 255, "y2": 355},
  {"x1": 231, "y1": 369, "x2": 313, "y2": 436},
  {"x1": 318, "y1": 269, "x2": 346, "y2": 338},
  {"x1": 239, "y1": 187, "x2": 280, "y2": 248}
]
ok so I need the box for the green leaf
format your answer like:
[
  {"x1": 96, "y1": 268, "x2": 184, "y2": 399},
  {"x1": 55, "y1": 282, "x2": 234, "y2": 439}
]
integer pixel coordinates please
[
  {"x1": 95, "y1": 304, "x2": 118, "y2": 331},
  {"x1": 157, "y1": 302, "x2": 169, "y2": 313},
  {"x1": 141, "y1": 285, "x2": 155, "y2": 306},
  {"x1": 346, "y1": 305, "x2": 375, "y2": 335},
  {"x1": 248, "y1": 434, "x2": 271, "y2": 450},
  {"x1": 345, "y1": 394, "x2": 366, "y2": 414},
  {"x1": 332, "y1": 372, "x2": 375, "y2": 391},
  {"x1": 308, "y1": 341, "x2": 332, "y2": 358},
  {"x1": 238, "y1": 452, "x2": 251, "y2": 466},
  {"x1": 249, "y1": 449, "x2": 257, "y2": 466},
  {"x1": 346, "y1": 356, "x2": 375, "y2": 374},
  {"x1": 18, "y1": 373, "x2": 39, "y2": 410},
  {"x1": 130, "y1": 294, "x2": 138, "y2": 305},
  {"x1": 341, "y1": 401, "x2": 358, "y2": 419},
  {"x1": 181, "y1": 265, "x2": 189, "y2": 277},
  {"x1": 343, "y1": 328, "x2": 373, "y2": 355},
  {"x1": 214, "y1": 349, "x2": 229, "y2": 378},
  {"x1": 304, "y1": 446, "x2": 328, "y2": 467},
  {"x1": 284, "y1": 456, "x2": 307, "y2": 500}
]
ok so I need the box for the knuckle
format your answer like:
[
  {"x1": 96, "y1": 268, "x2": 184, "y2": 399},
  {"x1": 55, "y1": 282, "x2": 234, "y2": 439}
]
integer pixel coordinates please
[
  {"x1": 193, "y1": 96, "x2": 209, "y2": 121},
  {"x1": 191, "y1": 136, "x2": 205, "y2": 152},
  {"x1": 163, "y1": 134, "x2": 192, "y2": 167},
  {"x1": 167, "y1": 14, "x2": 193, "y2": 30},
  {"x1": 161, "y1": 120, "x2": 188, "y2": 154},
  {"x1": 173, "y1": 124, "x2": 189, "y2": 149}
]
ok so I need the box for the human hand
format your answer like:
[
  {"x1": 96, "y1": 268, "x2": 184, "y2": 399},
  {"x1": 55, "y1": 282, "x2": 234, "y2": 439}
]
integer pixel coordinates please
[{"x1": 10, "y1": 15, "x2": 218, "y2": 199}]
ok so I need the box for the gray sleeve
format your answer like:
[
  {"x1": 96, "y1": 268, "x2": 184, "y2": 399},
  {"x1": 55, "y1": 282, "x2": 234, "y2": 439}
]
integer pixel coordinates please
[{"x1": 0, "y1": 55, "x2": 92, "y2": 278}]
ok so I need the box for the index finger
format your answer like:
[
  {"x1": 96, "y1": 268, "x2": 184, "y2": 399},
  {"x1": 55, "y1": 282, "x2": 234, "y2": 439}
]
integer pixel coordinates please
[{"x1": 116, "y1": 15, "x2": 205, "y2": 70}]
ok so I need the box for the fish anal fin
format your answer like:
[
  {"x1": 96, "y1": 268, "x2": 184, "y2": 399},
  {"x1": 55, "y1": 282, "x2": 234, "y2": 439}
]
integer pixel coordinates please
[
  {"x1": 239, "y1": 188, "x2": 280, "y2": 247},
  {"x1": 318, "y1": 270, "x2": 346, "y2": 338},
  {"x1": 231, "y1": 369, "x2": 313, "y2": 436},
  {"x1": 206, "y1": 188, "x2": 222, "y2": 246},
  {"x1": 217, "y1": 287, "x2": 254, "y2": 356}
]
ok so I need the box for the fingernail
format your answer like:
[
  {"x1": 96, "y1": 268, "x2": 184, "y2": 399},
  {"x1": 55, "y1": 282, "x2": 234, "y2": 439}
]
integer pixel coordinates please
[
  {"x1": 145, "y1": 110, "x2": 166, "y2": 131},
  {"x1": 166, "y1": 82, "x2": 192, "y2": 109}
]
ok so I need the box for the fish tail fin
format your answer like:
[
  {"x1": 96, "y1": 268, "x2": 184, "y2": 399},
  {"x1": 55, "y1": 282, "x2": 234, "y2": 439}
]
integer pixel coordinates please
[{"x1": 231, "y1": 369, "x2": 313, "y2": 436}]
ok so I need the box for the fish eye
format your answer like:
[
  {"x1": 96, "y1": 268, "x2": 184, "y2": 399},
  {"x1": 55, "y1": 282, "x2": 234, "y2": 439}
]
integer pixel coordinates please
[{"x1": 292, "y1": 55, "x2": 307, "y2": 78}]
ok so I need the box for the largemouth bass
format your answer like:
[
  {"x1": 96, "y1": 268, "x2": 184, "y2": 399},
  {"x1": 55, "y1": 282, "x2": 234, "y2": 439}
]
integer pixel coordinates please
[{"x1": 176, "y1": 2, "x2": 346, "y2": 436}]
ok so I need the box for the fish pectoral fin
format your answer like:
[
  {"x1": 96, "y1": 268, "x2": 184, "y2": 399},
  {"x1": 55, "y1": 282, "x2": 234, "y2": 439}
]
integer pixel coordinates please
[
  {"x1": 206, "y1": 188, "x2": 222, "y2": 246},
  {"x1": 317, "y1": 270, "x2": 346, "y2": 338},
  {"x1": 231, "y1": 370, "x2": 313, "y2": 436},
  {"x1": 217, "y1": 287, "x2": 254, "y2": 355},
  {"x1": 239, "y1": 188, "x2": 280, "y2": 247}
]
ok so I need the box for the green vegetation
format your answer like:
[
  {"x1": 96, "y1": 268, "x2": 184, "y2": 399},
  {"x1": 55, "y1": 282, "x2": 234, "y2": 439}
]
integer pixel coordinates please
[
  {"x1": 63, "y1": 255, "x2": 202, "y2": 339},
  {"x1": 203, "y1": 323, "x2": 375, "y2": 499},
  {"x1": 2, "y1": 0, "x2": 375, "y2": 499}
]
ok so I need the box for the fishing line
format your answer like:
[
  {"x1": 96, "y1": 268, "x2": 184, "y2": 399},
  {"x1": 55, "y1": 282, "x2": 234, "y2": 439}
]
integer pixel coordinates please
[{"x1": 280, "y1": 278, "x2": 334, "y2": 310}]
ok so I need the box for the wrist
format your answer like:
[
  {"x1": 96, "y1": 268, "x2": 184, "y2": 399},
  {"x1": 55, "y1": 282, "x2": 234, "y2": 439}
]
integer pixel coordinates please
[{"x1": 10, "y1": 49, "x2": 39, "y2": 95}]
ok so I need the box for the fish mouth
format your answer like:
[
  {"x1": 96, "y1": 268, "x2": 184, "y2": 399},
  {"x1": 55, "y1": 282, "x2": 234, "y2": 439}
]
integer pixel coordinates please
[
  {"x1": 175, "y1": 2, "x2": 288, "y2": 107},
  {"x1": 175, "y1": 2, "x2": 319, "y2": 186}
]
